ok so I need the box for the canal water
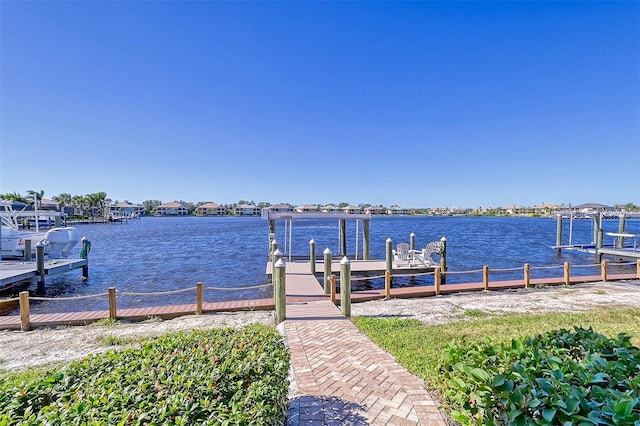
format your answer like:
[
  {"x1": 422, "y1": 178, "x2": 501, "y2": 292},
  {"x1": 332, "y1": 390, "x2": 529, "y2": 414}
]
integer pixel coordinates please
[{"x1": 7, "y1": 215, "x2": 639, "y2": 314}]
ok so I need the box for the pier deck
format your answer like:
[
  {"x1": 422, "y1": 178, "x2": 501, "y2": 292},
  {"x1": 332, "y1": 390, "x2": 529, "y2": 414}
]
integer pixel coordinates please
[{"x1": 0, "y1": 259, "x2": 88, "y2": 289}]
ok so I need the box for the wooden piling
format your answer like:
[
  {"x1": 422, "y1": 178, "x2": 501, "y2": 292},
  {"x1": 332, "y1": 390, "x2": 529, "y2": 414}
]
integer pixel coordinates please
[
  {"x1": 274, "y1": 258, "x2": 286, "y2": 323},
  {"x1": 19, "y1": 291, "x2": 30, "y2": 331},
  {"x1": 309, "y1": 239, "x2": 316, "y2": 274},
  {"x1": 564, "y1": 262, "x2": 570, "y2": 285},
  {"x1": 24, "y1": 239, "x2": 31, "y2": 261},
  {"x1": 617, "y1": 215, "x2": 626, "y2": 249},
  {"x1": 108, "y1": 287, "x2": 117, "y2": 319},
  {"x1": 483, "y1": 265, "x2": 489, "y2": 290},
  {"x1": 556, "y1": 214, "x2": 563, "y2": 253},
  {"x1": 323, "y1": 248, "x2": 332, "y2": 295},
  {"x1": 385, "y1": 238, "x2": 392, "y2": 274},
  {"x1": 385, "y1": 270, "x2": 391, "y2": 299},
  {"x1": 637, "y1": 260, "x2": 640, "y2": 279},
  {"x1": 363, "y1": 219, "x2": 370, "y2": 260},
  {"x1": 434, "y1": 267, "x2": 441, "y2": 295},
  {"x1": 196, "y1": 282, "x2": 203, "y2": 314},
  {"x1": 601, "y1": 260, "x2": 608, "y2": 282},
  {"x1": 340, "y1": 257, "x2": 351, "y2": 317},
  {"x1": 440, "y1": 236, "x2": 447, "y2": 284},
  {"x1": 339, "y1": 219, "x2": 347, "y2": 256},
  {"x1": 524, "y1": 263, "x2": 530, "y2": 288}
]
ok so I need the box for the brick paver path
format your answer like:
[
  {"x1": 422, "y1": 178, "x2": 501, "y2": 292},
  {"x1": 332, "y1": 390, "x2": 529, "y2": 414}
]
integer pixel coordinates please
[{"x1": 284, "y1": 301, "x2": 447, "y2": 425}]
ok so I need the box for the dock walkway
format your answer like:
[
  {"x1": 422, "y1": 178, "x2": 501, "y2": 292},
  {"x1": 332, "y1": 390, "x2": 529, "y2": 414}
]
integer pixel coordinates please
[{"x1": 283, "y1": 261, "x2": 447, "y2": 425}]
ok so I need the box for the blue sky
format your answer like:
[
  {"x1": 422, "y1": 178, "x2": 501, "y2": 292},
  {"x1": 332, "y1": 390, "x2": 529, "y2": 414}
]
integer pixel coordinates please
[{"x1": 1, "y1": 1, "x2": 638, "y2": 208}]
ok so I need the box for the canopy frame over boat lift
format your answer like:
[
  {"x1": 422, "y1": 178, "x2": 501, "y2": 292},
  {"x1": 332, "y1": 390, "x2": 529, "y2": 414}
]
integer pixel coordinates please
[{"x1": 262, "y1": 210, "x2": 371, "y2": 261}]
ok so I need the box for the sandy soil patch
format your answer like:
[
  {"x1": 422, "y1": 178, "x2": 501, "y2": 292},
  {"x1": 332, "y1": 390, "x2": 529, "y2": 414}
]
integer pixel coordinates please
[{"x1": 1, "y1": 280, "x2": 639, "y2": 372}]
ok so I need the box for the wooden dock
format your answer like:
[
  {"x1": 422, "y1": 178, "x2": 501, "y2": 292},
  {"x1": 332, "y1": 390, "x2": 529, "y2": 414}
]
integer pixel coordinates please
[
  {"x1": 0, "y1": 258, "x2": 88, "y2": 290},
  {"x1": 0, "y1": 256, "x2": 637, "y2": 330}
]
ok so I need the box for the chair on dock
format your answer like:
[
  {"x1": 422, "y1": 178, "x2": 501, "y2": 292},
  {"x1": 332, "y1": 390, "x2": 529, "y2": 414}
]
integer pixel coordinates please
[
  {"x1": 394, "y1": 243, "x2": 411, "y2": 266},
  {"x1": 412, "y1": 241, "x2": 443, "y2": 267}
]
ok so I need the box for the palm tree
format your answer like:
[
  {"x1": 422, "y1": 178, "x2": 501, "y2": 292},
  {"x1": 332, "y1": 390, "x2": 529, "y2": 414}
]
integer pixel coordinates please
[
  {"x1": 26, "y1": 189, "x2": 45, "y2": 208},
  {"x1": 53, "y1": 193, "x2": 73, "y2": 209}
]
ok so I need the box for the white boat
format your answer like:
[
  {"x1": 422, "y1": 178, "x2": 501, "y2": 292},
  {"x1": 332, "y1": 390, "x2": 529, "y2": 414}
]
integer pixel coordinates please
[{"x1": 1, "y1": 200, "x2": 81, "y2": 259}]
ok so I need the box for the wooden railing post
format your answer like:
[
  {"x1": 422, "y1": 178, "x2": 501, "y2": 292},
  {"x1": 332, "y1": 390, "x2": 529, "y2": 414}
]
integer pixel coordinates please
[
  {"x1": 637, "y1": 260, "x2": 640, "y2": 280},
  {"x1": 330, "y1": 275, "x2": 337, "y2": 304},
  {"x1": 196, "y1": 282, "x2": 203, "y2": 314},
  {"x1": 524, "y1": 263, "x2": 530, "y2": 288},
  {"x1": 108, "y1": 287, "x2": 117, "y2": 320},
  {"x1": 19, "y1": 291, "x2": 30, "y2": 331},
  {"x1": 483, "y1": 265, "x2": 489, "y2": 291},
  {"x1": 434, "y1": 267, "x2": 441, "y2": 295},
  {"x1": 601, "y1": 260, "x2": 608, "y2": 282},
  {"x1": 385, "y1": 270, "x2": 391, "y2": 299},
  {"x1": 340, "y1": 257, "x2": 351, "y2": 317},
  {"x1": 564, "y1": 262, "x2": 570, "y2": 285},
  {"x1": 274, "y1": 258, "x2": 286, "y2": 323},
  {"x1": 24, "y1": 239, "x2": 31, "y2": 261},
  {"x1": 36, "y1": 242, "x2": 46, "y2": 294}
]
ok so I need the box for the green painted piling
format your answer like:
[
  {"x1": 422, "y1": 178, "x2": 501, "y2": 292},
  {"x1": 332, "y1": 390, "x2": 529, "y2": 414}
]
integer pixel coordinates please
[
  {"x1": 272, "y1": 248, "x2": 282, "y2": 278},
  {"x1": 340, "y1": 256, "x2": 351, "y2": 317},
  {"x1": 323, "y1": 248, "x2": 332, "y2": 294},
  {"x1": 36, "y1": 242, "x2": 45, "y2": 293},
  {"x1": 274, "y1": 258, "x2": 286, "y2": 323},
  {"x1": 309, "y1": 239, "x2": 316, "y2": 274}
]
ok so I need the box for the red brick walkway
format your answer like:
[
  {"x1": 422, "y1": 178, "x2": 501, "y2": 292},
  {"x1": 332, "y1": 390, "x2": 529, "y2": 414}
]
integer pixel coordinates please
[{"x1": 284, "y1": 300, "x2": 447, "y2": 425}]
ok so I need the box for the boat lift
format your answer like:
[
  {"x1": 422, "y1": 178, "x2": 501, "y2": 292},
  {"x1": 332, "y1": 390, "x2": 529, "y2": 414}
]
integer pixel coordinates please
[{"x1": 262, "y1": 209, "x2": 372, "y2": 261}]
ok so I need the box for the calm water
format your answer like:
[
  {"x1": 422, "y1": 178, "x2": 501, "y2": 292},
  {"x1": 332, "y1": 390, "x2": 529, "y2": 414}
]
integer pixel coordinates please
[{"x1": 9, "y1": 215, "x2": 639, "y2": 314}]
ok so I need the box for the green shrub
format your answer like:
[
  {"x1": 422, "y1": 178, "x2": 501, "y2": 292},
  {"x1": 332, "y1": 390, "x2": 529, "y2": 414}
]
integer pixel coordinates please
[
  {"x1": 440, "y1": 327, "x2": 640, "y2": 425},
  {"x1": 0, "y1": 324, "x2": 290, "y2": 425}
]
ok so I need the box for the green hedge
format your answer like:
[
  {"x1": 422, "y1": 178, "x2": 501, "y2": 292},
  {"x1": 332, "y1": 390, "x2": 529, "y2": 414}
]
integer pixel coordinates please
[
  {"x1": 0, "y1": 324, "x2": 290, "y2": 425},
  {"x1": 440, "y1": 327, "x2": 640, "y2": 425}
]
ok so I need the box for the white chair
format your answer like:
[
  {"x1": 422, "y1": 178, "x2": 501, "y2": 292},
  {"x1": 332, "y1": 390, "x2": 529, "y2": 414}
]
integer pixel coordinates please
[{"x1": 393, "y1": 243, "x2": 411, "y2": 266}]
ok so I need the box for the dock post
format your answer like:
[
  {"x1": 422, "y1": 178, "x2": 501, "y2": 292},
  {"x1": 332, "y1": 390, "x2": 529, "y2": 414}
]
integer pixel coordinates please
[
  {"x1": 271, "y1": 248, "x2": 282, "y2": 279},
  {"x1": 593, "y1": 214, "x2": 602, "y2": 248},
  {"x1": 196, "y1": 282, "x2": 203, "y2": 314},
  {"x1": 385, "y1": 270, "x2": 391, "y2": 299},
  {"x1": 340, "y1": 257, "x2": 351, "y2": 317},
  {"x1": 524, "y1": 263, "x2": 530, "y2": 288},
  {"x1": 483, "y1": 265, "x2": 489, "y2": 291},
  {"x1": 340, "y1": 219, "x2": 347, "y2": 256},
  {"x1": 556, "y1": 214, "x2": 563, "y2": 253},
  {"x1": 24, "y1": 239, "x2": 31, "y2": 261},
  {"x1": 19, "y1": 291, "x2": 30, "y2": 331},
  {"x1": 440, "y1": 236, "x2": 447, "y2": 284},
  {"x1": 36, "y1": 242, "x2": 45, "y2": 294},
  {"x1": 309, "y1": 239, "x2": 316, "y2": 274},
  {"x1": 80, "y1": 237, "x2": 90, "y2": 280},
  {"x1": 434, "y1": 267, "x2": 441, "y2": 295},
  {"x1": 363, "y1": 219, "x2": 370, "y2": 260},
  {"x1": 601, "y1": 260, "x2": 608, "y2": 282},
  {"x1": 564, "y1": 262, "x2": 570, "y2": 285},
  {"x1": 270, "y1": 240, "x2": 278, "y2": 262},
  {"x1": 274, "y1": 258, "x2": 286, "y2": 323},
  {"x1": 637, "y1": 260, "x2": 640, "y2": 280},
  {"x1": 409, "y1": 232, "x2": 415, "y2": 265},
  {"x1": 108, "y1": 287, "x2": 117, "y2": 319},
  {"x1": 386, "y1": 237, "x2": 393, "y2": 272},
  {"x1": 55, "y1": 216, "x2": 61, "y2": 228},
  {"x1": 330, "y1": 275, "x2": 337, "y2": 304},
  {"x1": 617, "y1": 214, "x2": 626, "y2": 249},
  {"x1": 323, "y1": 248, "x2": 332, "y2": 294}
]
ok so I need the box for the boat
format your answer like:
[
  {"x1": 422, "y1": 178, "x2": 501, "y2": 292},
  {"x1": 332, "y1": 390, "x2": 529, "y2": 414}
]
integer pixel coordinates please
[{"x1": 1, "y1": 200, "x2": 81, "y2": 259}]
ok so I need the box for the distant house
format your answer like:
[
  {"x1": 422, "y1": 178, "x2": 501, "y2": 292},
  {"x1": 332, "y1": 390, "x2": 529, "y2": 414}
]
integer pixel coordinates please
[
  {"x1": 387, "y1": 206, "x2": 410, "y2": 215},
  {"x1": 364, "y1": 205, "x2": 386, "y2": 215},
  {"x1": 270, "y1": 203, "x2": 293, "y2": 213},
  {"x1": 156, "y1": 202, "x2": 188, "y2": 215},
  {"x1": 533, "y1": 204, "x2": 563, "y2": 215},
  {"x1": 109, "y1": 202, "x2": 144, "y2": 216},
  {"x1": 450, "y1": 207, "x2": 473, "y2": 215},
  {"x1": 38, "y1": 198, "x2": 60, "y2": 211},
  {"x1": 235, "y1": 204, "x2": 261, "y2": 216},
  {"x1": 295, "y1": 204, "x2": 318, "y2": 213},
  {"x1": 573, "y1": 203, "x2": 612, "y2": 213},
  {"x1": 321, "y1": 204, "x2": 341, "y2": 213},
  {"x1": 196, "y1": 202, "x2": 227, "y2": 216},
  {"x1": 342, "y1": 205, "x2": 363, "y2": 215}
]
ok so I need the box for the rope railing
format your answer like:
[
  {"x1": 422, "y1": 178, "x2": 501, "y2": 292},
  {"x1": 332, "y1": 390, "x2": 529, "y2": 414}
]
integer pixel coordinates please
[{"x1": 9, "y1": 258, "x2": 640, "y2": 331}]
